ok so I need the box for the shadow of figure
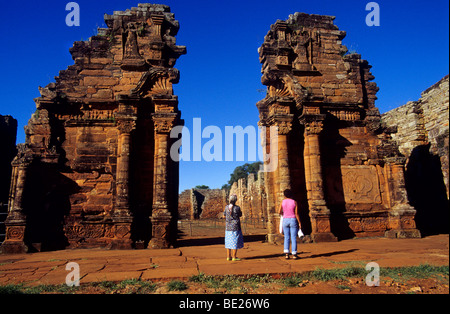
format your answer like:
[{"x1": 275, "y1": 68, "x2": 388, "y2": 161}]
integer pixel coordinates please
[
  {"x1": 405, "y1": 144, "x2": 449, "y2": 236},
  {"x1": 176, "y1": 234, "x2": 266, "y2": 248}
]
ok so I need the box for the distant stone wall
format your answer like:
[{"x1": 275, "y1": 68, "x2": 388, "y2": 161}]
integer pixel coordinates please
[
  {"x1": 178, "y1": 190, "x2": 192, "y2": 220},
  {"x1": 382, "y1": 75, "x2": 449, "y2": 197},
  {"x1": 229, "y1": 172, "x2": 266, "y2": 220},
  {"x1": 382, "y1": 75, "x2": 449, "y2": 235},
  {"x1": 178, "y1": 189, "x2": 227, "y2": 220}
]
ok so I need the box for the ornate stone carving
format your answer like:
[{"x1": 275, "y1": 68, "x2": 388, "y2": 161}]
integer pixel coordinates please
[
  {"x1": 275, "y1": 120, "x2": 293, "y2": 135},
  {"x1": 5, "y1": 226, "x2": 25, "y2": 241},
  {"x1": 153, "y1": 116, "x2": 176, "y2": 134},
  {"x1": 116, "y1": 120, "x2": 136, "y2": 134},
  {"x1": 304, "y1": 120, "x2": 324, "y2": 135},
  {"x1": 341, "y1": 166, "x2": 382, "y2": 204}
]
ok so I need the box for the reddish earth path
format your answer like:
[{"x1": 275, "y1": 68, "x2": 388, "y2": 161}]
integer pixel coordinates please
[{"x1": 0, "y1": 234, "x2": 447, "y2": 290}]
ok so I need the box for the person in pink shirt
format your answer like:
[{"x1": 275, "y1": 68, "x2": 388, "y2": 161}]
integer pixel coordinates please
[{"x1": 278, "y1": 189, "x2": 301, "y2": 259}]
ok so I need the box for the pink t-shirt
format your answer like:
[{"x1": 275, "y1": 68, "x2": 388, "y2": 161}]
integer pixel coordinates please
[{"x1": 282, "y1": 198, "x2": 296, "y2": 218}]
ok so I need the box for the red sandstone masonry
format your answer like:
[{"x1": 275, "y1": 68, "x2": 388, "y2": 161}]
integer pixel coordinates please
[{"x1": 1, "y1": 4, "x2": 186, "y2": 253}]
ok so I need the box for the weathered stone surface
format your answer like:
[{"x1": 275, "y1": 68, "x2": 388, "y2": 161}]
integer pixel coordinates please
[
  {"x1": 229, "y1": 172, "x2": 267, "y2": 221},
  {"x1": 178, "y1": 189, "x2": 226, "y2": 220},
  {"x1": 1, "y1": 4, "x2": 186, "y2": 253},
  {"x1": 382, "y1": 75, "x2": 449, "y2": 235},
  {"x1": 257, "y1": 13, "x2": 420, "y2": 242}
]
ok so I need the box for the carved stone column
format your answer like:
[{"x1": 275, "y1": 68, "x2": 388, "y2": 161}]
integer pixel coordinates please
[
  {"x1": 259, "y1": 122, "x2": 276, "y2": 242},
  {"x1": 150, "y1": 112, "x2": 177, "y2": 249},
  {"x1": 1, "y1": 157, "x2": 32, "y2": 254},
  {"x1": 265, "y1": 113, "x2": 293, "y2": 244},
  {"x1": 115, "y1": 119, "x2": 136, "y2": 216},
  {"x1": 301, "y1": 116, "x2": 337, "y2": 242},
  {"x1": 109, "y1": 117, "x2": 136, "y2": 249}
]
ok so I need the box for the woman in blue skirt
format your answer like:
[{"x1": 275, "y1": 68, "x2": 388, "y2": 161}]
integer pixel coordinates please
[{"x1": 224, "y1": 194, "x2": 244, "y2": 261}]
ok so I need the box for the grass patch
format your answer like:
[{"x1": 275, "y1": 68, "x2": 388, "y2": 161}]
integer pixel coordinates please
[
  {"x1": 311, "y1": 266, "x2": 366, "y2": 282},
  {"x1": 0, "y1": 284, "x2": 25, "y2": 294},
  {"x1": 189, "y1": 273, "x2": 273, "y2": 292},
  {"x1": 277, "y1": 264, "x2": 448, "y2": 287},
  {"x1": 0, "y1": 279, "x2": 155, "y2": 294},
  {"x1": 0, "y1": 264, "x2": 447, "y2": 294},
  {"x1": 381, "y1": 264, "x2": 449, "y2": 282},
  {"x1": 167, "y1": 280, "x2": 188, "y2": 291}
]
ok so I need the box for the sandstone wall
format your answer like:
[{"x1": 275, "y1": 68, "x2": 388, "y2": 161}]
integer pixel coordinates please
[
  {"x1": 382, "y1": 75, "x2": 449, "y2": 197},
  {"x1": 178, "y1": 189, "x2": 192, "y2": 220},
  {"x1": 257, "y1": 13, "x2": 420, "y2": 242},
  {"x1": 229, "y1": 172, "x2": 267, "y2": 220},
  {"x1": 382, "y1": 75, "x2": 449, "y2": 235},
  {"x1": 2, "y1": 4, "x2": 186, "y2": 253},
  {"x1": 178, "y1": 189, "x2": 227, "y2": 220}
]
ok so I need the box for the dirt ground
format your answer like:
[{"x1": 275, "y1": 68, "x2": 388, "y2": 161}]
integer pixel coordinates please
[{"x1": 1, "y1": 223, "x2": 448, "y2": 295}]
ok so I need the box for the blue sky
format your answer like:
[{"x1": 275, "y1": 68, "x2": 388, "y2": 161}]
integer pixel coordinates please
[{"x1": 0, "y1": 0, "x2": 448, "y2": 192}]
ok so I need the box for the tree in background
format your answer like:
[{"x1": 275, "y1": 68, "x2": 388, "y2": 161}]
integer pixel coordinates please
[
  {"x1": 224, "y1": 162, "x2": 263, "y2": 190},
  {"x1": 195, "y1": 185, "x2": 210, "y2": 190}
]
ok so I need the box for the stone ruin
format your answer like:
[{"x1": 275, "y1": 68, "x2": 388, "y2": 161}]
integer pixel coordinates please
[
  {"x1": 178, "y1": 189, "x2": 227, "y2": 220},
  {"x1": 1, "y1": 4, "x2": 186, "y2": 253},
  {"x1": 177, "y1": 173, "x2": 267, "y2": 221},
  {"x1": 256, "y1": 13, "x2": 421, "y2": 243},
  {"x1": 382, "y1": 75, "x2": 449, "y2": 235},
  {"x1": 2, "y1": 5, "x2": 447, "y2": 253}
]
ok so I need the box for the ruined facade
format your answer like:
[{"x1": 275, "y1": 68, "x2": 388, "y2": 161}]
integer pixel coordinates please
[
  {"x1": 229, "y1": 172, "x2": 267, "y2": 221},
  {"x1": 1, "y1": 4, "x2": 186, "y2": 253},
  {"x1": 178, "y1": 172, "x2": 267, "y2": 222},
  {"x1": 257, "y1": 13, "x2": 420, "y2": 243},
  {"x1": 382, "y1": 75, "x2": 449, "y2": 235},
  {"x1": 178, "y1": 189, "x2": 227, "y2": 220}
]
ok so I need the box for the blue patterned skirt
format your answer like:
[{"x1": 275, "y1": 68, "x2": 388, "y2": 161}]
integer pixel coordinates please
[{"x1": 225, "y1": 230, "x2": 244, "y2": 249}]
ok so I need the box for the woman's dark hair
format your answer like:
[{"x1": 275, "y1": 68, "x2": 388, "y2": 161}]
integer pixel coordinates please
[{"x1": 283, "y1": 189, "x2": 293, "y2": 199}]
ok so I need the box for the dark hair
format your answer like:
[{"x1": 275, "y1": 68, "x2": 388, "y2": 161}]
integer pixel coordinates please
[{"x1": 283, "y1": 189, "x2": 293, "y2": 199}]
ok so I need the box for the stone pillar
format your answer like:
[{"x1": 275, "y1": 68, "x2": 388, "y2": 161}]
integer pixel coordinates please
[
  {"x1": 110, "y1": 117, "x2": 136, "y2": 249},
  {"x1": 301, "y1": 118, "x2": 337, "y2": 242},
  {"x1": 1, "y1": 158, "x2": 31, "y2": 254},
  {"x1": 267, "y1": 115, "x2": 293, "y2": 243},
  {"x1": 115, "y1": 119, "x2": 136, "y2": 215},
  {"x1": 150, "y1": 112, "x2": 177, "y2": 248},
  {"x1": 260, "y1": 124, "x2": 276, "y2": 241},
  {"x1": 384, "y1": 159, "x2": 421, "y2": 238}
]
